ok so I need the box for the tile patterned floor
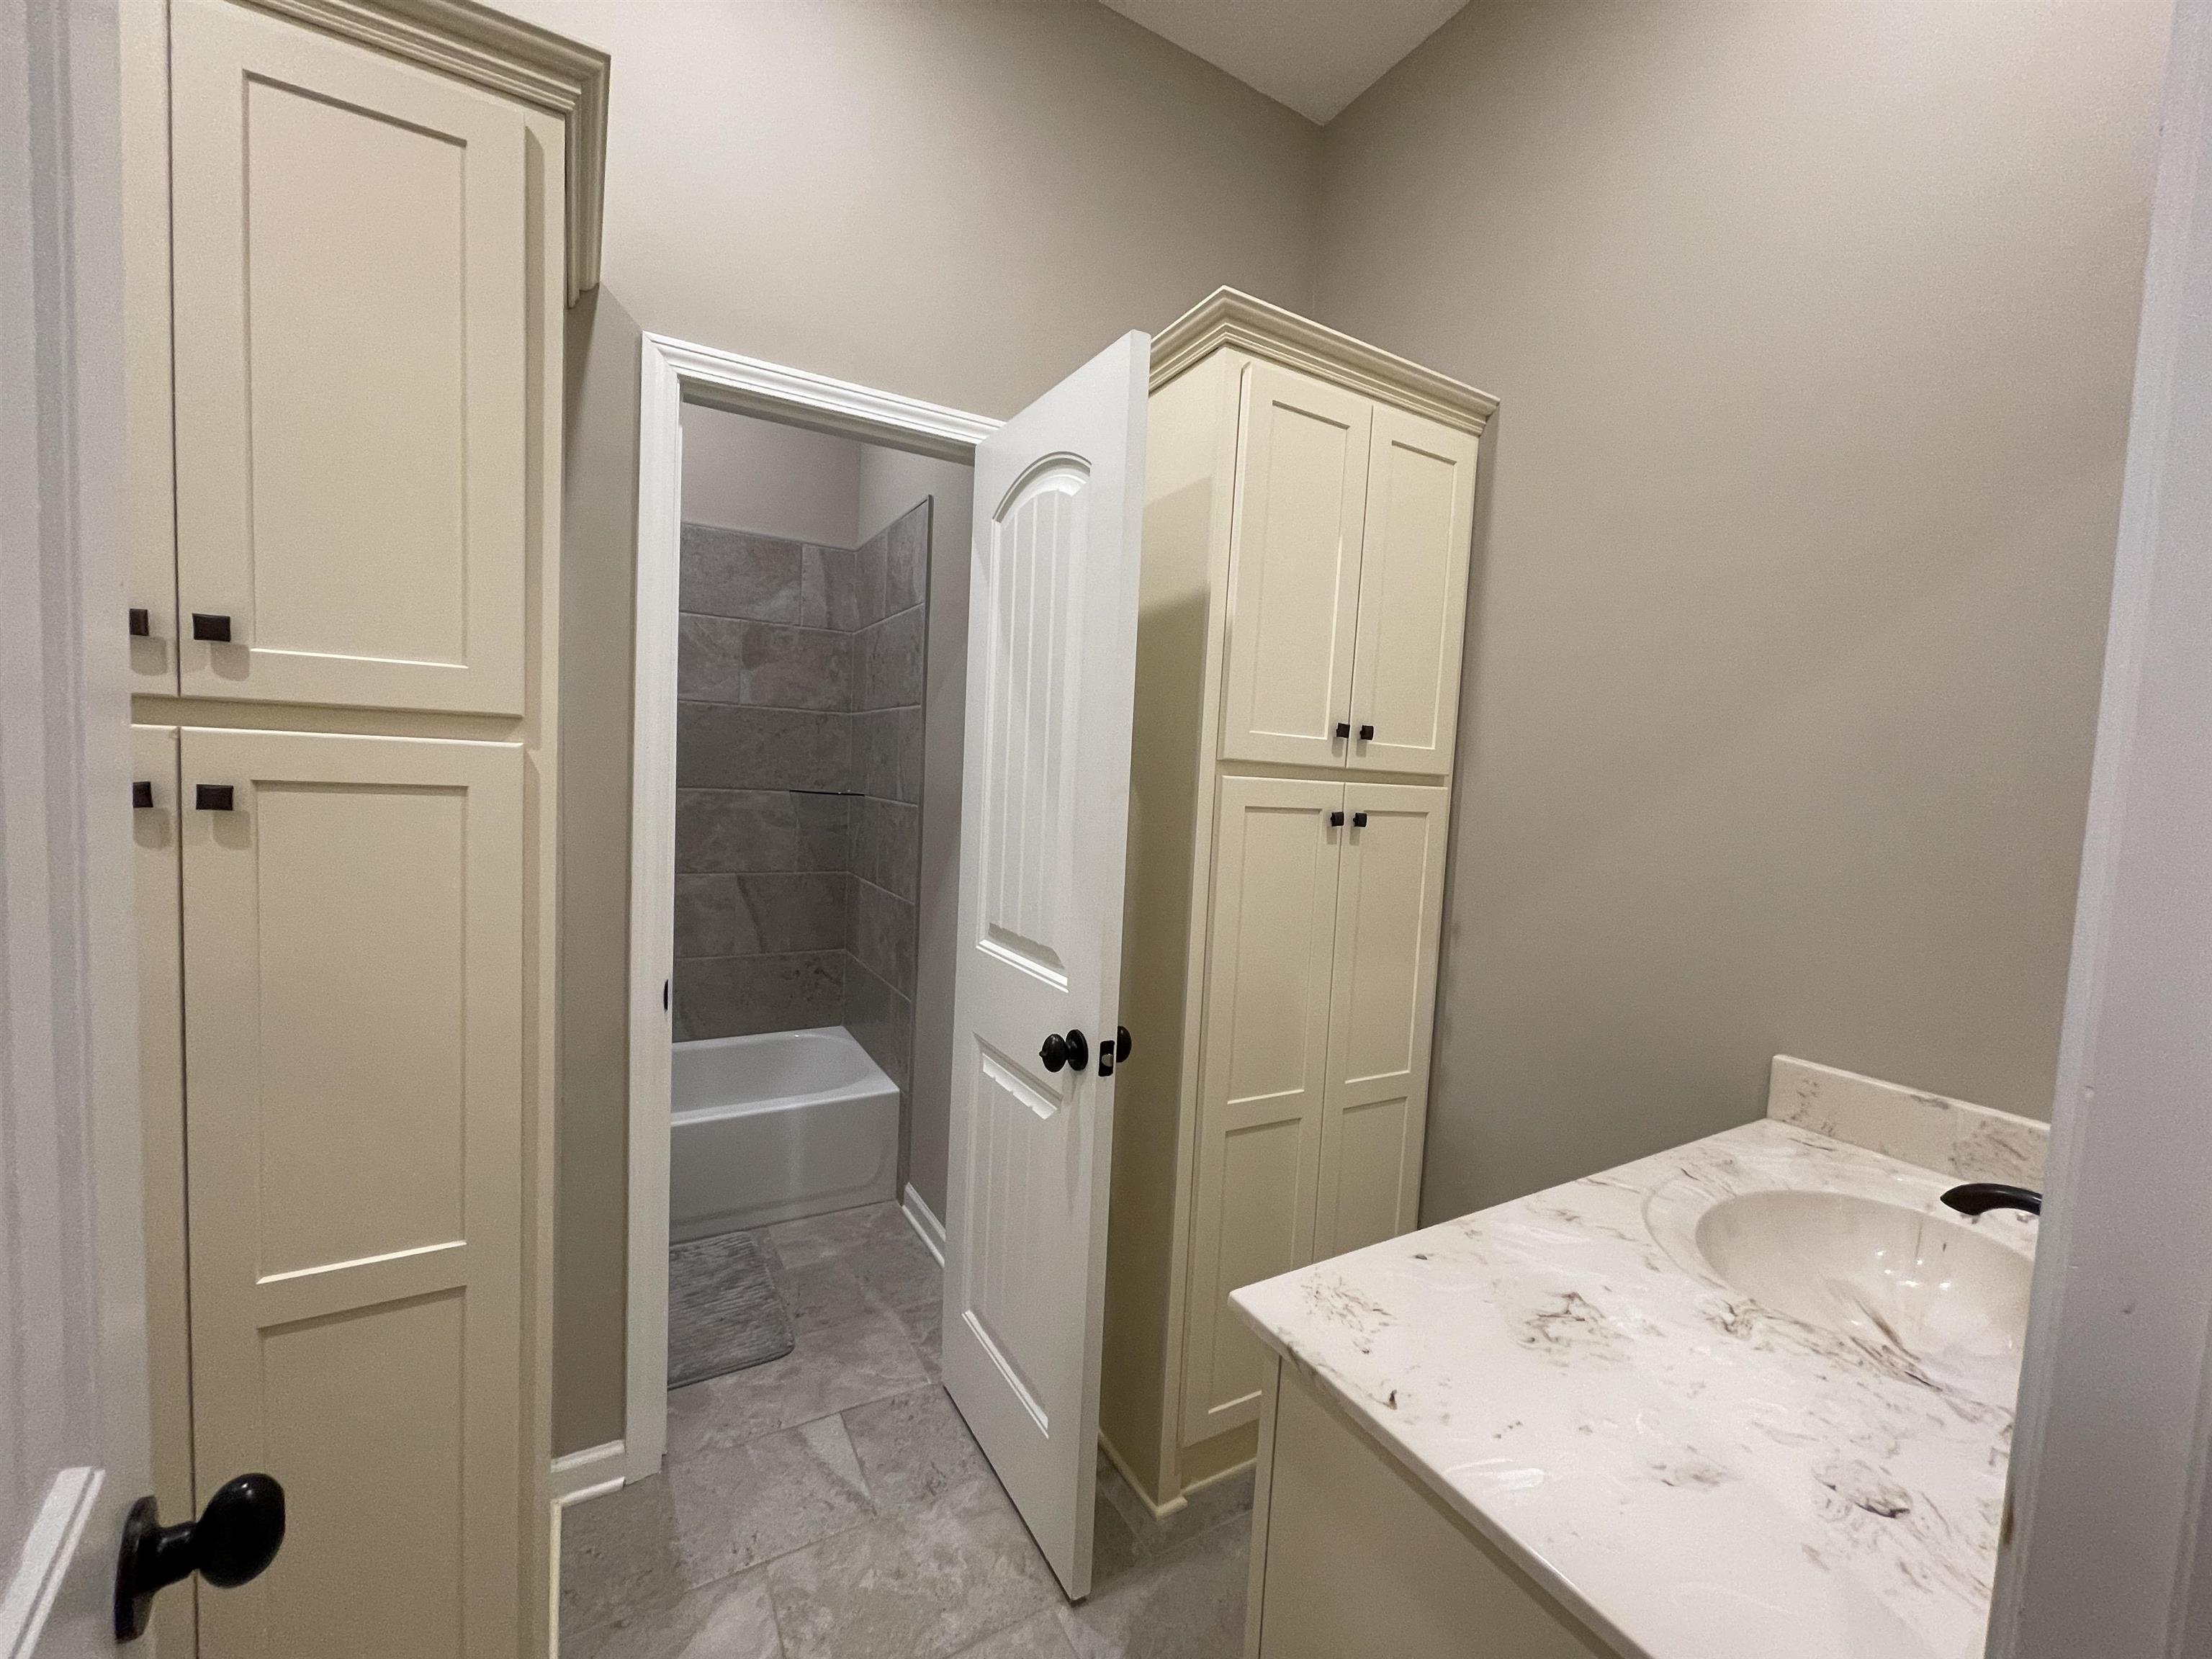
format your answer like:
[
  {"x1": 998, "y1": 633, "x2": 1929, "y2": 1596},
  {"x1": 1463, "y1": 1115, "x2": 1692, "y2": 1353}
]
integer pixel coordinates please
[{"x1": 560, "y1": 1203, "x2": 1254, "y2": 1659}]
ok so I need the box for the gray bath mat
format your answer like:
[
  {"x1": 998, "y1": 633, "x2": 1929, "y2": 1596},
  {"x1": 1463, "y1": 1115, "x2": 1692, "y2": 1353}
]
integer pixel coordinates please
[{"x1": 668, "y1": 1231, "x2": 794, "y2": 1388}]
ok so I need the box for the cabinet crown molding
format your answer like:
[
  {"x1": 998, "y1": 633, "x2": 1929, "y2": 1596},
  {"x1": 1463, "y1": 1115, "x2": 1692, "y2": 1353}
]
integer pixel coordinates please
[
  {"x1": 1151, "y1": 287, "x2": 1498, "y2": 436},
  {"x1": 235, "y1": 0, "x2": 608, "y2": 304}
]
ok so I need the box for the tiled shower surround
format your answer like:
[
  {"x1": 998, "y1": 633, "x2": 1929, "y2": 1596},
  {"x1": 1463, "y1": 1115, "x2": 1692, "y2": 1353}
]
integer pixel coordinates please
[{"x1": 674, "y1": 500, "x2": 929, "y2": 1103}]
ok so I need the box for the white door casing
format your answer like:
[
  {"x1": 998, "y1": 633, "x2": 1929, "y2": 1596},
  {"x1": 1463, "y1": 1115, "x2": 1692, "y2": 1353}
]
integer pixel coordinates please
[
  {"x1": 0, "y1": 0, "x2": 154, "y2": 1644},
  {"x1": 941, "y1": 331, "x2": 1149, "y2": 1601}
]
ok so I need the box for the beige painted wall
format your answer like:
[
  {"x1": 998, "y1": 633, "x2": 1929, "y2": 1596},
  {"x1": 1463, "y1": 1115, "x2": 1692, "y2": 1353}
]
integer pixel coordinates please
[
  {"x1": 556, "y1": 286, "x2": 642, "y2": 1457},
  {"x1": 533, "y1": 0, "x2": 1321, "y2": 1454},
  {"x1": 1311, "y1": 0, "x2": 2170, "y2": 1222},
  {"x1": 510, "y1": 0, "x2": 1319, "y2": 418},
  {"x1": 680, "y1": 404, "x2": 861, "y2": 544}
]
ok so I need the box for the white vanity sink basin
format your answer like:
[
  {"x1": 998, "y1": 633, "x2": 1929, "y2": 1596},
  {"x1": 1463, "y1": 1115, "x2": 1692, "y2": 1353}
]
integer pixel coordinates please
[{"x1": 1692, "y1": 1189, "x2": 2031, "y2": 1367}]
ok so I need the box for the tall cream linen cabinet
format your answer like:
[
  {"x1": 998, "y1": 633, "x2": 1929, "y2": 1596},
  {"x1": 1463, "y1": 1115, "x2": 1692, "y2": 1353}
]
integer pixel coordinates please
[
  {"x1": 122, "y1": 1, "x2": 605, "y2": 1654},
  {"x1": 1102, "y1": 292, "x2": 1494, "y2": 1512}
]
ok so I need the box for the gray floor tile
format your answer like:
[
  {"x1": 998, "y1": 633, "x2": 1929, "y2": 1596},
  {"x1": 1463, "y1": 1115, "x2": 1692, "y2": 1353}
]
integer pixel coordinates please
[
  {"x1": 667, "y1": 1416, "x2": 875, "y2": 1587},
  {"x1": 565, "y1": 1565, "x2": 783, "y2": 1659},
  {"x1": 667, "y1": 1308, "x2": 927, "y2": 1456},
  {"x1": 842, "y1": 1225, "x2": 941, "y2": 1313},
  {"x1": 1053, "y1": 1516, "x2": 1251, "y2": 1659},
  {"x1": 896, "y1": 1300, "x2": 943, "y2": 1382},
  {"x1": 948, "y1": 1609, "x2": 1079, "y2": 1659},
  {"x1": 767, "y1": 1251, "x2": 883, "y2": 1331},
  {"x1": 766, "y1": 1477, "x2": 1061, "y2": 1659},
  {"x1": 1097, "y1": 1461, "x2": 1255, "y2": 1565},
  {"x1": 766, "y1": 1201, "x2": 914, "y2": 1268},
  {"x1": 1087, "y1": 1476, "x2": 1145, "y2": 1588},
  {"x1": 844, "y1": 1385, "x2": 992, "y2": 1512},
  {"x1": 560, "y1": 1475, "x2": 693, "y2": 1636}
]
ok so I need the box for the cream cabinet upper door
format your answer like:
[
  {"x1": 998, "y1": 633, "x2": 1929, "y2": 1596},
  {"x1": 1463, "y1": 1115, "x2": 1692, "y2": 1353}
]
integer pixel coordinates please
[
  {"x1": 1182, "y1": 774, "x2": 1342, "y2": 1446},
  {"x1": 170, "y1": 0, "x2": 527, "y2": 715},
  {"x1": 1217, "y1": 365, "x2": 1372, "y2": 768},
  {"x1": 178, "y1": 727, "x2": 524, "y2": 1659},
  {"x1": 1346, "y1": 407, "x2": 1479, "y2": 776},
  {"x1": 1311, "y1": 783, "x2": 1450, "y2": 1262}
]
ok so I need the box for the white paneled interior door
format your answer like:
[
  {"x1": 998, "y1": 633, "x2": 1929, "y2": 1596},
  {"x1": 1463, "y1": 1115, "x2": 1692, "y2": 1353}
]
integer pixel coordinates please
[
  {"x1": 1216, "y1": 364, "x2": 1372, "y2": 769},
  {"x1": 1312, "y1": 783, "x2": 1450, "y2": 1260},
  {"x1": 1180, "y1": 775, "x2": 1343, "y2": 1444},
  {"x1": 168, "y1": 0, "x2": 529, "y2": 715},
  {"x1": 1346, "y1": 408, "x2": 1478, "y2": 776},
  {"x1": 942, "y1": 332, "x2": 1149, "y2": 1600},
  {"x1": 178, "y1": 727, "x2": 524, "y2": 1659}
]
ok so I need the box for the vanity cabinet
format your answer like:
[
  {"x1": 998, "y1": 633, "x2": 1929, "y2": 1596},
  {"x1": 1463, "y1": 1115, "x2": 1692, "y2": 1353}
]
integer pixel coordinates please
[
  {"x1": 1101, "y1": 291, "x2": 1493, "y2": 1513},
  {"x1": 121, "y1": 1, "x2": 603, "y2": 1653},
  {"x1": 1244, "y1": 1358, "x2": 1609, "y2": 1659}
]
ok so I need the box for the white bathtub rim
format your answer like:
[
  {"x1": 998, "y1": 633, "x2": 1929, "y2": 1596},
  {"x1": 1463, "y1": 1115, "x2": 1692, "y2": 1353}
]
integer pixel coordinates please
[{"x1": 671, "y1": 1025, "x2": 893, "y2": 1122}]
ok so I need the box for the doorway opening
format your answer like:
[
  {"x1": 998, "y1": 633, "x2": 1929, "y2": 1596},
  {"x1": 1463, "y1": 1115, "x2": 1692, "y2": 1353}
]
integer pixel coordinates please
[{"x1": 614, "y1": 337, "x2": 994, "y2": 1488}]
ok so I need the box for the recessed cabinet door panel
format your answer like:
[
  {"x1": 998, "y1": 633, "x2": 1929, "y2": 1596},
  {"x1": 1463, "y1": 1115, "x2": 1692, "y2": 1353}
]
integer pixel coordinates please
[
  {"x1": 179, "y1": 727, "x2": 523, "y2": 1659},
  {"x1": 170, "y1": 0, "x2": 526, "y2": 714},
  {"x1": 1346, "y1": 407, "x2": 1479, "y2": 776},
  {"x1": 1217, "y1": 365, "x2": 1372, "y2": 768},
  {"x1": 1182, "y1": 775, "x2": 1342, "y2": 1444},
  {"x1": 1313, "y1": 785, "x2": 1450, "y2": 1262}
]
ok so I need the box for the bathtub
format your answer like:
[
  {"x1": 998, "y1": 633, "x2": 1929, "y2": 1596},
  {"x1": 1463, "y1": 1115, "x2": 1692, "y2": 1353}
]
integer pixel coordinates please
[{"x1": 670, "y1": 1026, "x2": 900, "y2": 1241}]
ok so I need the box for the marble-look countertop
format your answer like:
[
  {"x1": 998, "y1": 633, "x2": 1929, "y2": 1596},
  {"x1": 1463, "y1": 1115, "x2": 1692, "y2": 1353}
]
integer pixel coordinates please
[{"x1": 1231, "y1": 1116, "x2": 2040, "y2": 1659}]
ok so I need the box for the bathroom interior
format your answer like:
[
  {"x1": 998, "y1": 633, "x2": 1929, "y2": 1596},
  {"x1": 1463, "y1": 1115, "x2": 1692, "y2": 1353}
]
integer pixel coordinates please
[{"x1": 62, "y1": 0, "x2": 2212, "y2": 1657}]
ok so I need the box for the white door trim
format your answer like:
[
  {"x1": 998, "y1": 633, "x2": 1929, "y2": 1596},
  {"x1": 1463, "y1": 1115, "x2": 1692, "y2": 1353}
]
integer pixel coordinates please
[
  {"x1": 1990, "y1": 1, "x2": 2212, "y2": 1653},
  {"x1": 619, "y1": 333, "x2": 996, "y2": 1483}
]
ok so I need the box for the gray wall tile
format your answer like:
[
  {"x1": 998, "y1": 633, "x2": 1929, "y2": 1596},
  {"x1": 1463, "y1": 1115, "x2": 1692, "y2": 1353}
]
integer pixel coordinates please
[
  {"x1": 843, "y1": 953, "x2": 912, "y2": 1094},
  {"x1": 678, "y1": 704, "x2": 850, "y2": 791},
  {"x1": 678, "y1": 790, "x2": 850, "y2": 873},
  {"x1": 854, "y1": 604, "x2": 925, "y2": 712},
  {"x1": 894, "y1": 706, "x2": 925, "y2": 805},
  {"x1": 672, "y1": 508, "x2": 930, "y2": 1052},
  {"x1": 675, "y1": 873, "x2": 740, "y2": 958},
  {"x1": 851, "y1": 878, "x2": 917, "y2": 996},
  {"x1": 679, "y1": 613, "x2": 851, "y2": 711},
  {"x1": 853, "y1": 709, "x2": 900, "y2": 802},
  {"x1": 852, "y1": 796, "x2": 920, "y2": 902},
  {"x1": 681, "y1": 525, "x2": 804, "y2": 623},
  {"x1": 809, "y1": 544, "x2": 860, "y2": 633},
  {"x1": 852, "y1": 526, "x2": 889, "y2": 630},
  {"x1": 729, "y1": 872, "x2": 850, "y2": 955},
  {"x1": 675, "y1": 952, "x2": 845, "y2": 1042},
  {"x1": 883, "y1": 500, "x2": 930, "y2": 615}
]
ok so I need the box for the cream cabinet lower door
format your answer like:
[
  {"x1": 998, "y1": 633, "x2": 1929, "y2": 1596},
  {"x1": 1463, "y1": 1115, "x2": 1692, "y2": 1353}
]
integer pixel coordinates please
[
  {"x1": 1312, "y1": 783, "x2": 1450, "y2": 1262},
  {"x1": 178, "y1": 727, "x2": 524, "y2": 1659},
  {"x1": 1182, "y1": 775, "x2": 1343, "y2": 1444}
]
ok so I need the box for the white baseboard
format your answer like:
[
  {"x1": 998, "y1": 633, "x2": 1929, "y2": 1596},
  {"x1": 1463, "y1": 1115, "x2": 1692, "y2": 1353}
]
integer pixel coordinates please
[
  {"x1": 552, "y1": 1439, "x2": 628, "y2": 1508},
  {"x1": 902, "y1": 1182, "x2": 946, "y2": 1266}
]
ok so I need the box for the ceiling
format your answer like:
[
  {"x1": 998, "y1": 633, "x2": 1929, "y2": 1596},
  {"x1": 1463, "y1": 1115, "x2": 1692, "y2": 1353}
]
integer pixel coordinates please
[{"x1": 1098, "y1": 0, "x2": 1470, "y2": 125}]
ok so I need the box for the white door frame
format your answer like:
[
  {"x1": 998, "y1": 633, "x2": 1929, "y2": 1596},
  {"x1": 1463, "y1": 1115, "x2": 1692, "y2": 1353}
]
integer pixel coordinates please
[
  {"x1": 0, "y1": 0, "x2": 155, "y2": 1645},
  {"x1": 1988, "y1": 0, "x2": 2212, "y2": 1652},
  {"x1": 608, "y1": 333, "x2": 997, "y2": 1488}
]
